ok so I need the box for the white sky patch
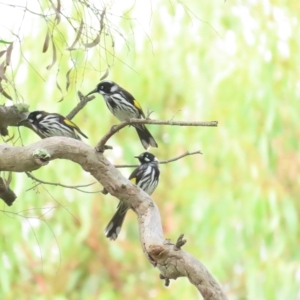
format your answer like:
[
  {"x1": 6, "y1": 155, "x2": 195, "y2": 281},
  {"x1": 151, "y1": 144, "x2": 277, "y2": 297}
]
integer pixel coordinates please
[
  {"x1": 250, "y1": 163, "x2": 258, "y2": 179},
  {"x1": 50, "y1": 245, "x2": 60, "y2": 262},
  {"x1": 33, "y1": 244, "x2": 43, "y2": 258},
  {"x1": 223, "y1": 30, "x2": 237, "y2": 56},
  {"x1": 277, "y1": 40, "x2": 290, "y2": 59},
  {"x1": 2, "y1": 253, "x2": 11, "y2": 269},
  {"x1": 97, "y1": 0, "x2": 160, "y2": 52},
  {"x1": 232, "y1": 5, "x2": 258, "y2": 47},
  {"x1": 263, "y1": 49, "x2": 272, "y2": 62},
  {"x1": 273, "y1": 7, "x2": 291, "y2": 40},
  {"x1": 21, "y1": 217, "x2": 41, "y2": 237},
  {"x1": 259, "y1": 244, "x2": 268, "y2": 261}
]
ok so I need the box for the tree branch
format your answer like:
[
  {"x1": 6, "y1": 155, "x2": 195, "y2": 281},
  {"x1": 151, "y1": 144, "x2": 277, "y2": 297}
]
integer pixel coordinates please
[
  {"x1": 0, "y1": 138, "x2": 227, "y2": 299},
  {"x1": 0, "y1": 176, "x2": 17, "y2": 206},
  {"x1": 0, "y1": 104, "x2": 29, "y2": 136},
  {"x1": 114, "y1": 150, "x2": 202, "y2": 168},
  {"x1": 96, "y1": 119, "x2": 218, "y2": 152},
  {"x1": 66, "y1": 91, "x2": 95, "y2": 120},
  {"x1": 25, "y1": 171, "x2": 100, "y2": 193}
]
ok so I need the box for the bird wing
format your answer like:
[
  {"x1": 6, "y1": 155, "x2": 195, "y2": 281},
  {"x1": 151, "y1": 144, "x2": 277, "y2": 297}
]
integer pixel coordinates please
[
  {"x1": 128, "y1": 166, "x2": 141, "y2": 183},
  {"x1": 119, "y1": 88, "x2": 146, "y2": 118},
  {"x1": 63, "y1": 118, "x2": 88, "y2": 139}
]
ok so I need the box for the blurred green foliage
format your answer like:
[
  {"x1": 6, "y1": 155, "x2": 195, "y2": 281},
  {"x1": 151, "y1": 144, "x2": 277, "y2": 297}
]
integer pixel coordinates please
[{"x1": 0, "y1": 0, "x2": 300, "y2": 299}]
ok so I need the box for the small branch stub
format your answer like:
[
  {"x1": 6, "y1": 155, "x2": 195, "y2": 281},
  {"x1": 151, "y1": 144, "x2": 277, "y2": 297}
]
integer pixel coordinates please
[
  {"x1": 101, "y1": 188, "x2": 108, "y2": 195},
  {"x1": 95, "y1": 144, "x2": 113, "y2": 153},
  {"x1": 0, "y1": 177, "x2": 17, "y2": 206},
  {"x1": 174, "y1": 234, "x2": 187, "y2": 251},
  {"x1": 159, "y1": 274, "x2": 170, "y2": 287}
]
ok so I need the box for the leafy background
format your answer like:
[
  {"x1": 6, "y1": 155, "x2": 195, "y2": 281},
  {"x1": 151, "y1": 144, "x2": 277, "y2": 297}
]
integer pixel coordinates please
[{"x1": 0, "y1": 0, "x2": 299, "y2": 299}]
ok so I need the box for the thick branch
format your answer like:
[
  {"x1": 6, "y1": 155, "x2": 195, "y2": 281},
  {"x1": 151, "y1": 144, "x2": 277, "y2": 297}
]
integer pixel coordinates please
[
  {"x1": 153, "y1": 243, "x2": 227, "y2": 298},
  {"x1": 0, "y1": 138, "x2": 227, "y2": 299},
  {"x1": 0, "y1": 104, "x2": 29, "y2": 136},
  {"x1": 96, "y1": 119, "x2": 218, "y2": 151}
]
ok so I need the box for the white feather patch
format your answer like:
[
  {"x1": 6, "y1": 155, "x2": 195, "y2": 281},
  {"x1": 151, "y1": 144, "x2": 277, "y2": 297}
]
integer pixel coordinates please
[{"x1": 110, "y1": 84, "x2": 118, "y2": 92}]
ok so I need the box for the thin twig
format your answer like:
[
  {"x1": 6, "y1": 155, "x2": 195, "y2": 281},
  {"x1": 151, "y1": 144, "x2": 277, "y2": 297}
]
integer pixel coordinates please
[
  {"x1": 26, "y1": 182, "x2": 41, "y2": 191},
  {"x1": 66, "y1": 91, "x2": 95, "y2": 120},
  {"x1": 25, "y1": 172, "x2": 99, "y2": 192},
  {"x1": 96, "y1": 118, "x2": 218, "y2": 152},
  {"x1": 114, "y1": 150, "x2": 202, "y2": 168},
  {"x1": 66, "y1": 188, "x2": 103, "y2": 194}
]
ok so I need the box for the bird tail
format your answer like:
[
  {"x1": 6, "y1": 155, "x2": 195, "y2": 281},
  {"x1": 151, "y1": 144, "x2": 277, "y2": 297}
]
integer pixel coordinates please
[
  {"x1": 105, "y1": 202, "x2": 129, "y2": 240},
  {"x1": 76, "y1": 128, "x2": 88, "y2": 139},
  {"x1": 135, "y1": 125, "x2": 158, "y2": 150}
]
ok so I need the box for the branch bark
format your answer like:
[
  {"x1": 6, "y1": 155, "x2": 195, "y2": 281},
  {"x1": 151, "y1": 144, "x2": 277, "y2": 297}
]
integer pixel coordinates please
[
  {"x1": 0, "y1": 176, "x2": 17, "y2": 206},
  {"x1": 115, "y1": 150, "x2": 203, "y2": 168},
  {"x1": 0, "y1": 104, "x2": 29, "y2": 135},
  {"x1": 25, "y1": 171, "x2": 97, "y2": 192},
  {"x1": 66, "y1": 91, "x2": 95, "y2": 120},
  {"x1": 0, "y1": 138, "x2": 227, "y2": 299},
  {"x1": 96, "y1": 119, "x2": 218, "y2": 152}
]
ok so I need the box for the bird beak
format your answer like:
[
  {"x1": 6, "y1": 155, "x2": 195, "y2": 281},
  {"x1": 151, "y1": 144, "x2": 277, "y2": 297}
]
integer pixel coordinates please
[
  {"x1": 17, "y1": 117, "x2": 28, "y2": 126},
  {"x1": 134, "y1": 155, "x2": 141, "y2": 159},
  {"x1": 86, "y1": 88, "x2": 98, "y2": 97}
]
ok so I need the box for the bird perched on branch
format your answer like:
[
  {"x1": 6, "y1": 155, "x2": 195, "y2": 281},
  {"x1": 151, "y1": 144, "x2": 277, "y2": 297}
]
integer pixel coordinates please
[
  {"x1": 105, "y1": 152, "x2": 160, "y2": 240},
  {"x1": 86, "y1": 80, "x2": 158, "y2": 149},
  {"x1": 18, "y1": 111, "x2": 88, "y2": 140}
]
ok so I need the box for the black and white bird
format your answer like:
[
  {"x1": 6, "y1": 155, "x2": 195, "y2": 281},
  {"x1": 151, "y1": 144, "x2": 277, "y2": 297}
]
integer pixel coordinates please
[
  {"x1": 86, "y1": 80, "x2": 158, "y2": 149},
  {"x1": 19, "y1": 111, "x2": 87, "y2": 140},
  {"x1": 105, "y1": 152, "x2": 160, "y2": 240}
]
